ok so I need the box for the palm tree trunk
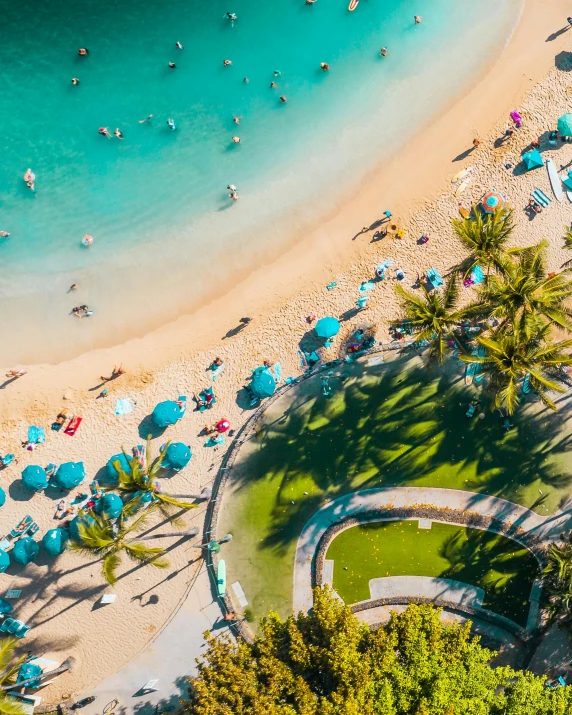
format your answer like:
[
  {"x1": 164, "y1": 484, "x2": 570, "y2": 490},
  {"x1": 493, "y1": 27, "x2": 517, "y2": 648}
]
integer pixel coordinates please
[
  {"x1": 2, "y1": 657, "x2": 75, "y2": 691},
  {"x1": 137, "y1": 528, "x2": 200, "y2": 541}
]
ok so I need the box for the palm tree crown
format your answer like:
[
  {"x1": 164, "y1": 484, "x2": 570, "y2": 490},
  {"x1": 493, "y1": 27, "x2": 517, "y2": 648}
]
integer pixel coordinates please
[
  {"x1": 0, "y1": 638, "x2": 27, "y2": 715},
  {"x1": 451, "y1": 206, "x2": 516, "y2": 277}
]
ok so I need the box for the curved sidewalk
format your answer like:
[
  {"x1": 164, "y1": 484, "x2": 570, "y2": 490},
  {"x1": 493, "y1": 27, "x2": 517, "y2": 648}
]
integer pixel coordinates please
[{"x1": 293, "y1": 487, "x2": 568, "y2": 613}]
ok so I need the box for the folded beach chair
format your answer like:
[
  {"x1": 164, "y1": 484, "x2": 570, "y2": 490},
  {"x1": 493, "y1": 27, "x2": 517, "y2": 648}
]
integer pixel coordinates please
[
  {"x1": 356, "y1": 296, "x2": 369, "y2": 309},
  {"x1": 0, "y1": 618, "x2": 30, "y2": 638},
  {"x1": 532, "y1": 188, "x2": 551, "y2": 208},
  {"x1": 10, "y1": 516, "x2": 32, "y2": 538},
  {"x1": 426, "y1": 268, "x2": 444, "y2": 289}
]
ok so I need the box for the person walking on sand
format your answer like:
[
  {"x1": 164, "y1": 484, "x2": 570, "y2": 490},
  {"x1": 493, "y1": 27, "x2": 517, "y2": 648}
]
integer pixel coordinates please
[
  {"x1": 472, "y1": 137, "x2": 480, "y2": 149},
  {"x1": 6, "y1": 368, "x2": 27, "y2": 379}
]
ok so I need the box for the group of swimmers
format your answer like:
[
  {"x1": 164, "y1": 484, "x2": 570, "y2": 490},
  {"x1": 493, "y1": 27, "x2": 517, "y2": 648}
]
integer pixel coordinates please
[
  {"x1": 71, "y1": 305, "x2": 93, "y2": 318},
  {"x1": 98, "y1": 127, "x2": 124, "y2": 139}
]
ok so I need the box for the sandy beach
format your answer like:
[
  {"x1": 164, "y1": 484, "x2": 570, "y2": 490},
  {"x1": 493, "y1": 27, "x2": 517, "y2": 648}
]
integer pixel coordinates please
[{"x1": 2, "y1": 0, "x2": 572, "y2": 702}]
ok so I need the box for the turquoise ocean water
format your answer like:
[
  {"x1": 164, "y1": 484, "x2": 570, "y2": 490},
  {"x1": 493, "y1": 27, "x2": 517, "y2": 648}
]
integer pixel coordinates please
[{"x1": 0, "y1": 0, "x2": 520, "y2": 363}]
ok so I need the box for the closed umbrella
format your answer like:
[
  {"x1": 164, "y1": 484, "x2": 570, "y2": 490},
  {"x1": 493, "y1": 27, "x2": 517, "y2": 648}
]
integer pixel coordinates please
[
  {"x1": 251, "y1": 367, "x2": 276, "y2": 399},
  {"x1": 558, "y1": 113, "x2": 572, "y2": 137},
  {"x1": 22, "y1": 465, "x2": 48, "y2": 492},
  {"x1": 54, "y1": 461, "x2": 85, "y2": 489},
  {"x1": 522, "y1": 150, "x2": 544, "y2": 170},
  {"x1": 162, "y1": 442, "x2": 192, "y2": 471},
  {"x1": 42, "y1": 528, "x2": 69, "y2": 556},
  {"x1": 106, "y1": 452, "x2": 131, "y2": 485},
  {"x1": 12, "y1": 536, "x2": 39, "y2": 565},
  {"x1": 315, "y1": 316, "x2": 340, "y2": 339},
  {"x1": 0, "y1": 550, "x2": 9, "y2": 573},
  {"x1": 95, "y1": 493, "x2": 123, "y2": 519},
  {"x1": 0, "y1": 487, "x2": 5, "y2": 508},
  {"x1": 152, "y1": 400, "x2": 182, "y2": 428},
  {"x1": 481, "y1": 190, "x2": 507, "y2": 214}
]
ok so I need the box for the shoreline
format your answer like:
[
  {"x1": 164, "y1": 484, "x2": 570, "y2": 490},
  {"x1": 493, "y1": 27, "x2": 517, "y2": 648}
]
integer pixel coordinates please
[{"x1": 2, "y1": 0, "x2": 572, "y2": 701}]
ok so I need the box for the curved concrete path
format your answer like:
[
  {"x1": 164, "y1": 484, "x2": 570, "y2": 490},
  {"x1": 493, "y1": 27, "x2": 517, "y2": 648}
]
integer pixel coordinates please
[
  {"x1": 367, "y1": 576, "x2": 484, "y2": 608},
  {"x1": 293, "y1": 487, "x2": 569, "y2": 613}
]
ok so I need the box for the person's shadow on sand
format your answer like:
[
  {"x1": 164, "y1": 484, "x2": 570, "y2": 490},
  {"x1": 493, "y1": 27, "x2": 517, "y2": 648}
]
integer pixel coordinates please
[{"x1": 547, "y1": 26, "x2": 570, "y2": 42}]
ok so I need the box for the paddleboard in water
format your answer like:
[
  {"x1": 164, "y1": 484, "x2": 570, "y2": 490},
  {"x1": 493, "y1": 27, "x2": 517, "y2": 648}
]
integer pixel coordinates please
[
  {"x1": 455, "y1": 177, "x2": 471, "y2": 197},
  {"x1": 348, "y1": 0, "x2": 359, "y2": 10},
  {"x1": 451, "y1": 166, "x2": 474, "y2": 184},
  {"x1": 547, "y1": 158, "x2": 563, "y2": 201}
]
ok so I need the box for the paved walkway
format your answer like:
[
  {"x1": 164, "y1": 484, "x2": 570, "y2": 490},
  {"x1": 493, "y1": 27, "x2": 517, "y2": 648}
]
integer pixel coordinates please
[
  {"x1": 293, "y1": 487, "x2": 569, "y2": 613},
  {"x1": 367, "y1": 576, "x2": 484, "y2": 608}
]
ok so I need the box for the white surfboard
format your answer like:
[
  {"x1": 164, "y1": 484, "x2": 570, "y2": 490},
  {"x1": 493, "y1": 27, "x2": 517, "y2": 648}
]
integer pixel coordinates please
[
  {"x1": 455, "y1": 177, "x2": 471, "y2": 196},
  {"x1": 547, "y1": 158, "x2": 563, "y2": 201},
  {"x1": 451, "y1": 166, "x2": 474, "y2": 184}
]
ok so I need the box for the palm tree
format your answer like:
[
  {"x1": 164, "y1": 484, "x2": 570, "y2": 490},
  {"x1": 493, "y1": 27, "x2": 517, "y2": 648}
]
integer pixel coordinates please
[
  {"x1": 481, "y1": 241, "x2": 572, "y2": 333},
  {"x1": 69, "y1": 509, "x2": 170, "y2": 585},
  {"x1": 112, "y1": 439, "x2": 198, "y2": 519},
  {"x1": 0, "y1": 639, "x2": 27, "y2": 715},
  {"x1": 394, "y1": 274, "x2": 484, "y2": 363},
  {"x1": 451, "y1": 206, "x2": 517, "y2": 277},
  {"x1": 561, "y1": 225, "x2": 572, "y2": 270},
  {"x1": 459, "y1": 322, "x2": 572, "y2": 414},
  {"x1": 544, "y1": 532, "x2": 572, "y2": 626}
]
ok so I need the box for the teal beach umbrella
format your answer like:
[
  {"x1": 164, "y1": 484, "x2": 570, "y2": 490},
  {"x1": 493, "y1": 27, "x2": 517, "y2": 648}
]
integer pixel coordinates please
[
  {"x1": 95, "y1": 493, "x2": 123, "y2": 519},
  {"x1": 42, "y1": 528, "x2": 69, "y2": 556},
  {"x1": 558, "y1": 113, "x2": 572, "y2": 137},
  {"x1": 106, "y1": 452, "x2": 131, "y2": 485},
  {"x1": 69, "y1": 512, "x2": 95, "y2": 542},
  {"x1": 22, "y1": 465, "x2": 48, "y2": 492},
  {"x1": 0, "y1": 549, "x2": 9, "y2": 573},
  {"x1": 17, "y1": 663, "x2": 43, "y2": 688},
  {"x1": 54, "y1": 461, "x2": 85, "y2": 489},
  {"x1": 162, "y1": 442, "x2": 192, "y2": 471},
  {"x1": 0, "y1": 597, "x2": 13, "y2": 614},
  {"x1": 12, "y1": 537, "x2": 39, "y2": 565},
  {"x1": 315, "y1": 316, "x2": 340, "y2": 339},
  {"x1": 522, "y1": 149, "x2": 544, "y2": 170},
  {"x1": 251, "y1": 367, "x2": 276, "y2": 399},
  {"x1": 0, "y1": 487, "x2": 5, "y2": 508},
  {"x1": 152, "y1": 400, "x2": 182, "y2": 428}
]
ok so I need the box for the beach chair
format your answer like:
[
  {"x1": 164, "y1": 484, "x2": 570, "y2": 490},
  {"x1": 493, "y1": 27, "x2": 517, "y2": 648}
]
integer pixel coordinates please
[
  {"x1": 141, "y1": 679, "x2": 159, "y2": 693},
  {"x1": 26, "y1": 523, "x2": 39, "y2": 538},
  {"x1": 426, "y1": 268, "x2": 443, "y2": 290},
  {"x1": 10, "y1": 516, "x2": 32, "y2": 539},
  {"x1": 0, "y1": 454, "x2": 15, "y2": 469},
  {"x1": 177, "y1": 395, "x2": 187, "y2": 417},
  {"x1": 532, "y1": 188, "x2": 550, "y2": 208},
  {"x1": 0, "y1": 618, "x2": 31, "y2": 638},
  {"x1": 558, "y1": 676, "x2": 567, "y2": 687}
]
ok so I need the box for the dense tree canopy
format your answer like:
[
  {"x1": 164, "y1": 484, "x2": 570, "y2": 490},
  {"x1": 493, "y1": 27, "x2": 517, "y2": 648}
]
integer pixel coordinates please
[{"x1": 185, "y1": 587, "x2": 572, "y2": 714}]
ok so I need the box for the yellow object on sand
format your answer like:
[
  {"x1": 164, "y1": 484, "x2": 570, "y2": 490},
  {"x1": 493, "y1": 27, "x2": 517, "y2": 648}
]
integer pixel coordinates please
[{"x1": 459, "y1": 207, "x2": 470, "y2": 219}]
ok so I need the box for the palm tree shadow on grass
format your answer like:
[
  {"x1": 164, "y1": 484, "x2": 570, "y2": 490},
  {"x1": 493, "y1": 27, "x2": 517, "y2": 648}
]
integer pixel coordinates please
[{"x1": 228, "y1": 356, "x2": 572, "y2": 560}]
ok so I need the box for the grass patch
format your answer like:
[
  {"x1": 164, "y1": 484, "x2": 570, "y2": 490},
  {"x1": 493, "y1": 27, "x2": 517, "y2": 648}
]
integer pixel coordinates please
[
  {"x1": 325, "y1": 520, "x2": 540, "y2": 626},
  {"x1": 219, "y1": 355, "x2": 571, "y2": 622}
]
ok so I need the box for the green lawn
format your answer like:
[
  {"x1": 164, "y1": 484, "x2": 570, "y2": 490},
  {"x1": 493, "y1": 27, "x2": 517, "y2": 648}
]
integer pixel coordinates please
[
  {"x1": 219, "y1": 354, "x2": 571, "y2": 622},
  {"x1": 325, "y1": 520, "x2": 540, "y2": 627}
]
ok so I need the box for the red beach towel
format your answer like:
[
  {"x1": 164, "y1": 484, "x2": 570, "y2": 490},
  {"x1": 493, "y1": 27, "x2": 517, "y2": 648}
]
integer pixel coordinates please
[{"x1": 64, "y1": 416, "x2": 82, "y2": 436}]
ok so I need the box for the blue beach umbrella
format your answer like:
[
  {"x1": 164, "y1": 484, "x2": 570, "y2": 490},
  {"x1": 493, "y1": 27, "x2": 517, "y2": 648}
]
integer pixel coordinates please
[
  {"x1": 0, "y1": 597, "x2": 13, "y2": 614},
  {"x1": 106, "y1": 452, "x2": 132, "y2": 485},
  {"x1": 0, "y1": 487, "x2": 5, "y2": 508},
  {"x1": 152, "y1": 400, "x2": 182, "y2": 428},
  {"x1": 131, "y1": 490, "x2": 155, "y2": 512},
  {"x1": 54, "y1": 461, "x2": 85, "y2": 489},
  {"x1": 17, "y1": 663, "x2": 42, "y2": 688},
  {"x1": 314, "y1": 316, "x2": 341, "y2": 339},
  {"x1": 522, "y1": 149, "x2": 544, "y2": 170},
  {"x1": 95, "y1": 493, "x2": 123, "y2": 519},
  {"x1": 162, "y1": 442, "x2": 192, "y2": 471},
  {"x1": 251, "y1": 367, "x2": 277, "y2": 399},
  {"x1": 41, "y1": 528, "x2": 69, "y2": 556},
  {"x1": 0, "y1": 550, "x2": 9, "y2": 573},
  {"x1": 22, "y1": 465, "x2": 48, "y2": 492},
  {"x1": 12, "y1": 537, "x2": 39, "y2": 565},
  {"x1": 69, "y1": 513, "x2": 95, "y2": 542},
  {"x1": 558, "y1": 113, "x2": 572, "y2": 137}
]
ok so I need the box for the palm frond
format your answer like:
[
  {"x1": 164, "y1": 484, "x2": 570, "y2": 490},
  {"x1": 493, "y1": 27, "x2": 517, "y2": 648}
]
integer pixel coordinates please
[{"x1": 102, "y1": 551, "x2": 122, "y2": 585}]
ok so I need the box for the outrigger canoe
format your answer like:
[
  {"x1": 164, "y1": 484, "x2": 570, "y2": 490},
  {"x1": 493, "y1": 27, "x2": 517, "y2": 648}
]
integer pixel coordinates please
[{"x1": 349, "y1": 0, "x2": 359, "y2": 10}]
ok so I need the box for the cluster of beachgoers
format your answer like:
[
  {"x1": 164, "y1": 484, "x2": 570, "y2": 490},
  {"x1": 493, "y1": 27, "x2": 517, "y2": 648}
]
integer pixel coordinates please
[{"x1": 2, "y1": 6, "x2": 572, "y2": 709}]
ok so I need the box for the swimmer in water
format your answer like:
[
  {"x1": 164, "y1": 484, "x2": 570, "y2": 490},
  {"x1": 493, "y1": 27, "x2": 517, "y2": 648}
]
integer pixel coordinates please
[
  {"x1": 243, "y1": 77, "x2": 249, "y2": 83},
  {"x1": 225, "y1": 12, "x2": 237, "y2": 25},
  {"x1": 320, "y1": 62, "x2": 329, "y2": 71},
  {"x1": 71, "y1": 77, "x2": 80, "y2": 85},
  {"x1": 168, "y1": 62, "x2": 176, "y2": 68},
  {"x1": 0, "y1": 231, "x2": 10, "y2": 238},
  {"x1": 139, "y1": 114, "x2": 153, "y2": 123},
  {"x1": 414, "y1": 15, "x2": 421, "y2": 23},
  {"x1": 223, "y1": 59, "x2": 232, "y2": 66},
  {"x1": 380, "y1": 47, "x2": 387, "y2": 56},
  {"x1": 279, "y1": 95, "x2": 287, "y2": 103},
  {"x1": 78, "y1": 48, "x2": 89, "y2": 56},
  {"x1": 98, "y1": 127, "x2": 112, "y2": 137},
  {"x1": 270, "y1": 81, "x2": 277, "y2": 88},
  {"x1": 227, "y1": 184, "x2": 237, "y2": 191},
  {"x1": 232, "y1": 136, "x2": 240, "y2": 144},
  {"x1": 233, "y1": 116, "x2": 241, "y2": 124},
  {"x1": 23, "y1": 168, "x2": 36, "y2": 191},
  {"x1": 175, "y1": 41, "x2": 184, "y2": 49},
  {"x1": 167, "y1": 118, "x2": 177, "y2": 131},
  {"x1": 229, "y1": 191, "x2": 239, "y2": 201},
  {"x1": 273, "y1": 70, "x2": 281, "y2": 77},
  {"x1": 114, "y1": 128, "x2": 124, "y2": 139}
]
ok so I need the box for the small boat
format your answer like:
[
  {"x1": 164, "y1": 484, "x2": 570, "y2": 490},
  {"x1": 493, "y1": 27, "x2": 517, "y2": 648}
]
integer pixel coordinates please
[
  {"x1": 217, "y1": 559, "x2": 226, "y2": 597},
  {"x1": 348, "y1": 0, "x2": 359, "y2": 10}
]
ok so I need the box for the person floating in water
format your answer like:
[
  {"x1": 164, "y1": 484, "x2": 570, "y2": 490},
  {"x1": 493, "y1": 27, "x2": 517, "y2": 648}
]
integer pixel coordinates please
[
  {"x1": 167, "y1": 118, "x2": 177, "y2": 131},
  {"x1": 175, "y1": 41, "x2": 184, "y2": 49},
  {"x1": 279, "y1": 95, "x2": 287, "y2": 103},
  {"x1": 224, "y1": 12, "x2": 237, "y2": 26},
  {"x1": 0, "y1": 231, "x2": 10, "y2": 238},
  {"x1": 243, "y1": 77, "x2": 249, "y2": 83},
  {"x1": 320, "y1": 62, "x2": 329, "y2": 71},
  {"x1": 223, "y1": 59, "x2": 232, "y2": 66},
  {"x1": 23, "y1": 168, "x2": 36, "y2": 191},
  {"x1": 273, "y1": 70, "x2": 281, "y2": 77},
  {"x1": 232, "y1": 136, "x2": 240, "y2": 144},
  {"x1": 114, "y1": 128, "x2": 124, "y2": 139},
  {"x1": 71, "y1": 77, "x2": 80, "y2": 85},
  {"x1": 414, "y1": 15, "x2": 422, "y2": 23},
  {"x1": 233, "y1": 116, "x2": 241, "y2": 124},
  {"x1": 139, "y1": 114, "x2": 153, "y2": 123},
  {"x1": 168, "y1": 62, "x2": 176, "y2": 69},
  {"x1": 270, "y1": 81, "x2": 277, "y2": 88},
  {"x1": 78, "y1": 48, "x2": 89, "y2": 56},
  {"x1": 229, "y1": 190, "x2": 239, "y2": 201},
  {"x1": 227, "y1": 184, "x2": 237, "y2": 191},
  {"x1": 98, "y1": 127, "x2": 112, "y2": 137}
]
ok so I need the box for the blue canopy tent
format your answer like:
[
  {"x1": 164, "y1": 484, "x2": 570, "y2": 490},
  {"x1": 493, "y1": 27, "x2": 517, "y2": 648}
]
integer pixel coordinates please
[
  {"x1": 106, "y1": 452, "x2": 131, "y2": 485},
  {"x1": 251, "y1": 367, "x2": 276, "y2": 399},
  {"x1": 12, "y1": 537, "x2": 39, "y2": 565},
  {"x1": 314, "y1": 316, "x2": 340, "y2": 339},
  {"x1": 152, "y1": 400, "x2": 183, "y2": 428},
  {"x1": 53, "y1": 461, "x2": 85, "y2": 489},
  {"x1": 41, "y1": 528, "x2": 69, "y2": 556},
  {"x1": 22, "y1": 465, "x2": 49, "y2": 492},
  {"x1": 0, "y1": 487, "x2": 5, "y2": 508},
  {"x1": 557, "y1": 113, "x2": 572, "y2": 137},
  {"x1": 95, "y1": 493, "x2": 123, "y2": 519},
  {"x1": 162, "y1": 442, "x2": 192, "y2": 471},
  {"x1": 0, "y1": 597, "x2": 13, "y2": 614},
  {"x1": 17, "y1": 663, "x2": 43, "y2": 688},
  {"x1": 0, "y1": 550, "x2": 9, "y2": 573},
  {"x1": 522, "y1": 149, "x2": 544, "y2": 170},
  {"x1": 69, "y1": 513, "x2": 95, "y2": 542}
]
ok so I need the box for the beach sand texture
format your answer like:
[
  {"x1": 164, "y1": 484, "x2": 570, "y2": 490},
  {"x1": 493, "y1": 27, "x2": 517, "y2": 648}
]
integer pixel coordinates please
[{"x1": 2, "y1": 1, "x2": 572, "y2": 702}]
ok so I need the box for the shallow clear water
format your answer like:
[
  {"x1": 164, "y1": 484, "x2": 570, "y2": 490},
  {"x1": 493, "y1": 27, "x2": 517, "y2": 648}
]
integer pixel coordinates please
[{"x1": 0, "y1": 0, "x2": 520, "y2": 363}]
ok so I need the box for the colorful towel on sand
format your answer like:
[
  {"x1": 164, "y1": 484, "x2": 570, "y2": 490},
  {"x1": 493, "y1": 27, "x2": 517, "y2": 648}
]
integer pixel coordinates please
[
  {"x1": 114, "y1": 398, "x2": 133, "y2": 416},
  {"x1": 27, "y1": 426, "x2": 45, "y2": 444},
  {"x1": 64, "y1": 417, "x2": 82, "y2": 436}
]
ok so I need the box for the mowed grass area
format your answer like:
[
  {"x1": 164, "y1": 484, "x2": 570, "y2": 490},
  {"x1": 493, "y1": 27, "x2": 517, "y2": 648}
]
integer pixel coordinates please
[
  {"x1": 325, "y1": 520, "x2": 540, "y2": 626},
  {"x1": 219, "y1": 355, "x2": 572, "y2": 622}
]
